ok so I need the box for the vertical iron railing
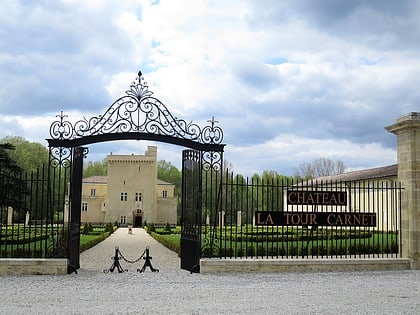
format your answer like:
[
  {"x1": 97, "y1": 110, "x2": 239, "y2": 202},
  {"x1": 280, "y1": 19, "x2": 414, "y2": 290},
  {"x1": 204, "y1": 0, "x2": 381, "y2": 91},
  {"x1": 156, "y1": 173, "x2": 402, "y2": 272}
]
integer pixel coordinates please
[
  {"x1": 205, "y1": 172, "x2": 402, "y2": 259},
  {"x1": 0, "y1": 164, "x2": 68, "y2": 258}
]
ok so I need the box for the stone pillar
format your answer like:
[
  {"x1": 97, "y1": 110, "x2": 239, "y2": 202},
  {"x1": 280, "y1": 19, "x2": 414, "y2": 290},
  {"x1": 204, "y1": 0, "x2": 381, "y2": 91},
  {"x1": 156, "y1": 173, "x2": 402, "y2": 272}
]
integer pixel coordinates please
[
  {"x1": 237, "y1": 211, "x2": 242, "y2": 227},
  {"x1": 7, "y1": 207, "x2": 13, "y2": 225},
  {"x1": 386, "y1": 112, "x2": 420, "y2": 269},
  {"x1": 25, "y1": 211, "x2": 30, "y2": 225},
  {"x1": 64, "y1": 199, "x2": 69, "y2": 224},
  {"x1": 218, "y1": 211, "x2": 225, "y2": 227}
]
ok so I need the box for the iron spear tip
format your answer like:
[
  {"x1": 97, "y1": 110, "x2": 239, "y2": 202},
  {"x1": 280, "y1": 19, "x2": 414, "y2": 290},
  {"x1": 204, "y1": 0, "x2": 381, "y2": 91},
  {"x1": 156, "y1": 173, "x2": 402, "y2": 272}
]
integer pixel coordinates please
[{"x1": 138, "y1": 70, "x2": 142, "y2": 77}]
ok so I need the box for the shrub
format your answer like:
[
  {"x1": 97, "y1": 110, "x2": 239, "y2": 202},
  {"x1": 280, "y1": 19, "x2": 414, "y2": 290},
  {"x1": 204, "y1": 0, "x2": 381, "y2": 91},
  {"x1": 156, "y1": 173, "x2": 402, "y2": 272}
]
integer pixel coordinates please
[
  {"x1": 288, "y1": 246, "x2": 298, "y2": 256},
  {"x1": 246, "y1": 245, "x2": 255, "y2": 257},
  {"x1": 82, "y1": 223, "x2": 93, "y2": 235},
  {"x1": 148, "y1": 223, "x2": 156, "y2": 233},
  {"x1": 257, "y1": 245, "x2": 266, "y2": 257},
  {"x1": 311, "y1": 245, "x2": 328, "y2": 256},
  {"x1": 105, "y1": 222, "x2": 114, "y2": 234},
  {"x1": 164, "y1": 222, "x2": 172, "y2": 233}
]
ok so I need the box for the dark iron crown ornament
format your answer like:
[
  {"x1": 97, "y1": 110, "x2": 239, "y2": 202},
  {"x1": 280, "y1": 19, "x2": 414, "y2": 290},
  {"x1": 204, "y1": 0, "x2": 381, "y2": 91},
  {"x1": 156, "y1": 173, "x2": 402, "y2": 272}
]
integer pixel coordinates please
[{"x1": 49, "y1": 71, "x2": 224, "y2": 148}]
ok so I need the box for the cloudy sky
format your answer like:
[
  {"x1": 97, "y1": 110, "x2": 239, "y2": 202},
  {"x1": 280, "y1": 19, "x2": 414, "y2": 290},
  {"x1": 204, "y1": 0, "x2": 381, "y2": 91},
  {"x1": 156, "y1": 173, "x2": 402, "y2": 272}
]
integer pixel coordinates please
[{"x1": 1, "y1": 0, "x2": 418, "y2": 176}]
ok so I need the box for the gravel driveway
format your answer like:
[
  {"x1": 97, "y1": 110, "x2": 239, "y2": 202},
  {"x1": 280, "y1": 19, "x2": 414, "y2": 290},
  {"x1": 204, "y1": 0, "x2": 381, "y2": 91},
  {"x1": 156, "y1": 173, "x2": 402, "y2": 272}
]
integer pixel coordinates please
[{"x1": 0, "y1": 228, "x2": 419, "y2": 314}]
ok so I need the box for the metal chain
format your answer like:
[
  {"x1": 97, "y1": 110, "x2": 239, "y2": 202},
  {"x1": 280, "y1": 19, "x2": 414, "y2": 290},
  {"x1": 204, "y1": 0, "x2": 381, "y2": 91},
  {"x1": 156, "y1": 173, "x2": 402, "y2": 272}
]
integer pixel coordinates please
[{"x1": 119, "y1": 249, "x2": 146, "y2": 264}]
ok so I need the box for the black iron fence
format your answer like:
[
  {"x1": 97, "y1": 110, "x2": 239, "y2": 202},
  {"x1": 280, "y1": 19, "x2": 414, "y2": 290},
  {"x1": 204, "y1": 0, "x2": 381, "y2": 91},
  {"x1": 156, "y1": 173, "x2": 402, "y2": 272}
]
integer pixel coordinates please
[
  {"x1": 202, "y1": 172, "x2": 402, "y2": 259},
  {"x1": 0, "y1": 165, "x2": 68, "y2": 258}
]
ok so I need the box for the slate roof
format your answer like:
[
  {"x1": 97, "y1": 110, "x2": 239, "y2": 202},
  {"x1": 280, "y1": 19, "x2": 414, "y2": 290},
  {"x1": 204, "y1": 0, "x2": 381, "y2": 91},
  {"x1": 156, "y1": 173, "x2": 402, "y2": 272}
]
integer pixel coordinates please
[
  {"x1": 311, "y1": 164, "x2": 398, "y2": 183},
  {"x1": 82, "y1": 175, "x2": 108, "y2": 184}
]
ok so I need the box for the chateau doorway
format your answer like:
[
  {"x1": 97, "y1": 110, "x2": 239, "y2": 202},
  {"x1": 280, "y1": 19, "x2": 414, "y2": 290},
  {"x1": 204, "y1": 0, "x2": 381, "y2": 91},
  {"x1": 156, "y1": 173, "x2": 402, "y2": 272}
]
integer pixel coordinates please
[{"x1": 133, "y1": 211, "x2": 143, "y2": 227}]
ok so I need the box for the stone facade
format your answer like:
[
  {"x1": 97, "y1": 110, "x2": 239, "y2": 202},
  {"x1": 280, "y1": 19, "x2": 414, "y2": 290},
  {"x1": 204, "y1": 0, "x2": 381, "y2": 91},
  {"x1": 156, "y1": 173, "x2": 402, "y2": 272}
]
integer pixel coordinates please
[{"x1": 81, "y1": 146, "x2": 177, "y2": 226}]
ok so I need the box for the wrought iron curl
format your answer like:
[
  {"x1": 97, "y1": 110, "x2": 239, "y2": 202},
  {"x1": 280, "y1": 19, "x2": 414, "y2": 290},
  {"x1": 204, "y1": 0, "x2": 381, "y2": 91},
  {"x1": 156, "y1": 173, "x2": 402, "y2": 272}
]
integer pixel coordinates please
[
  {"x1": 201, "y1": 117, "x2": 223, "y2": 144},
  {"x1": 48, "y1": 70, "x2": 224, "y2": 147},
  {"x1": 201, "y1": 234, "x2": 220, "y2": 258},
  {"x1": 49, "y1": 146, "x2": 72, "y2": 168},
  {"x1": 49, "y1": 111, "x2": 73, "y2": 140},
  {"x1": 202, "y1": 151, "x2": 223, "y2": 171}
]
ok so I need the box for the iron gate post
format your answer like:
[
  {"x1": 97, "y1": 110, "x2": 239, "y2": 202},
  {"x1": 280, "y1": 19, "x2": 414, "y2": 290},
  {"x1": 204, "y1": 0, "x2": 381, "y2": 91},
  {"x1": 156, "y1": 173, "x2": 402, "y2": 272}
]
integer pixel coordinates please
[{"x1": 67, "y1": 146, "x2": 85, "y2": 274}]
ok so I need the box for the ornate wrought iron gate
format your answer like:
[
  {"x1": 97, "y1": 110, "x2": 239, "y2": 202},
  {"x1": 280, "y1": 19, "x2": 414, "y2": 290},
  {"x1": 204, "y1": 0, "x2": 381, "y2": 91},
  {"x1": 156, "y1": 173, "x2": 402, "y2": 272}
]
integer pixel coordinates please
[
  {"x1": 47, "y1": 71, "x2": 225, "y2": 273},
  {"x1": 181, "y1": 150, "x2": 202, "y2": 272}
]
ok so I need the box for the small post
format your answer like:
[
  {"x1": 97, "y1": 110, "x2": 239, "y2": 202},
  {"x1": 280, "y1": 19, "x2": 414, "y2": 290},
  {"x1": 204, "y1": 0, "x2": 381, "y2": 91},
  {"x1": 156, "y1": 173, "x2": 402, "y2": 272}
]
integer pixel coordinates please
[
  {"x1": 104, "y1": 246, "x2": 127, "y2": 273},
  {"x1": 137, "y1": 246, "x2": 159, "y2": 273},
  {"x1": 25, "y1": 211, "x2": 30, "y2": 226},
  {"x1": 7, "y1": 207, "x2": 13, "y2": 225}
]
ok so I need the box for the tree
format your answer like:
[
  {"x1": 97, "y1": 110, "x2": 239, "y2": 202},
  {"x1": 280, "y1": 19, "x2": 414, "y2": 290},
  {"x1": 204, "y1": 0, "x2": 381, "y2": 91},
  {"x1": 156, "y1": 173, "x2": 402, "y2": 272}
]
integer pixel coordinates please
[
  {"x1": 1, "y1": 136, "x2": 49, "y2": 173},
  {"x1": 83, "y1": 159, "x2": 108, "y2": 177},
  {"x1": 0, "y1": 143, "x2": 27, "y2": 214},
  {"x1": 294, "y1": 158, "x2": 346, "y2": 179},
  {"x1": 0, "y1": 143, "x2": 20, "y2": 172},
  {"x1": 157, "y1": 160, "x2": 181, "y2": 195}
]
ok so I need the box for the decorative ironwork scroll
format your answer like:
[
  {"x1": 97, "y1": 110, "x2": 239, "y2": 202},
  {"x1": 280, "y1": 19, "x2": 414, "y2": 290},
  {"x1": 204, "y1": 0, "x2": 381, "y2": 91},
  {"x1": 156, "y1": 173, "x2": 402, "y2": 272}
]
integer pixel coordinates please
[
  {"x1": 48, "y1": 71, "x2": 224, "y2": 165},
  {"x1": 49, "y1": 71, "x2": 223, "y2": 144}
]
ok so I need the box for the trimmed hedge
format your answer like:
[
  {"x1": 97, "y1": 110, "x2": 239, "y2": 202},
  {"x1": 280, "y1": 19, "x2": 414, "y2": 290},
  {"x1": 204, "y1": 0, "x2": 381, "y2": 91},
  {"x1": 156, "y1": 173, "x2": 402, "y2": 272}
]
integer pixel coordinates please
[{"x1": 149, "y1": 232, "x2": 181, "y2": 255}]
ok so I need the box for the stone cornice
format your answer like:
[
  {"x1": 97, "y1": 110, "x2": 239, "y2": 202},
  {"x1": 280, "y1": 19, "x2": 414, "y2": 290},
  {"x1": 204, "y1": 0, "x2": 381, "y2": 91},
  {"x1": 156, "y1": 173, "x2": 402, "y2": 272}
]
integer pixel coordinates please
[{"x1": 385, "y1": 112, "x2": 420, "y2": 134}]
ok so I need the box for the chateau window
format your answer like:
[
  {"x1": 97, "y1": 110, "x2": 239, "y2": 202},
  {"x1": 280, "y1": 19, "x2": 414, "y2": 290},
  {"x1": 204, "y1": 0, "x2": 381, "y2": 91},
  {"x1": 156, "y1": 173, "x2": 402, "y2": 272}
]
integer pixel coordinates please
[
  {"x1": 82, "y1": 202, "x2": 88, "y2": 212},
  {"x1": 162, "y1": 190, "x2": 168, "y2": 199},
  {"x1": 120, "y1": 192, "x2": 128, "y2": 201},
  {"x1": 120, "y1": 215, "x2": 126, "y2": 224},
  {"x1": 135, "y1": 192, "x2": 142, "y2": 202},
  {"x1": 90, "y1": 189, "x2": 96, "y2": 197}
]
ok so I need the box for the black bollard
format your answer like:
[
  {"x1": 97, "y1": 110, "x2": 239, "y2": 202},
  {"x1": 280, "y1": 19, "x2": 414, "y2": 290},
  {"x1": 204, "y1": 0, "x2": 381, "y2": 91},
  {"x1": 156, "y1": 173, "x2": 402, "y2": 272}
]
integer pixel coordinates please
[
  {"x1": 137, "y1": 246, "x2": 159, "y2": 273},
  {"x1": 104, "y1": 246, "x2": 127, "y2": 273}
]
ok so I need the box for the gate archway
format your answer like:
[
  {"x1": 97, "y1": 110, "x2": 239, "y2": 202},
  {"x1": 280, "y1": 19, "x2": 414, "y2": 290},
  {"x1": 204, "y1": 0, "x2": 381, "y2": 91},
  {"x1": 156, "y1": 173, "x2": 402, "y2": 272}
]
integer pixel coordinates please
[{"x1": 47, "y1": 71, "x2": 225, "y2": 273}]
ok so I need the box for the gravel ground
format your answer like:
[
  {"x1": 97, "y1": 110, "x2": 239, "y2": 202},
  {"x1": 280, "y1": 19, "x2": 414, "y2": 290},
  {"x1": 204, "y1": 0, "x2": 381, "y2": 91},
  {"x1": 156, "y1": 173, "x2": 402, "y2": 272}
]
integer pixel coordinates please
[{"x1": 0, "y1": 228, "x2": 419, "y2": 315}]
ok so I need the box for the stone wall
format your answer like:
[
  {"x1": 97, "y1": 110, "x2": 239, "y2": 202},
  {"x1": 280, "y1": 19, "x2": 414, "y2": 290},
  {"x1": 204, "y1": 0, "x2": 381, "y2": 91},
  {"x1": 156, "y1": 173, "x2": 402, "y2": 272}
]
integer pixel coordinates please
[{"x1": 0, "y1": 259, "x2": 68, "y2": 275}]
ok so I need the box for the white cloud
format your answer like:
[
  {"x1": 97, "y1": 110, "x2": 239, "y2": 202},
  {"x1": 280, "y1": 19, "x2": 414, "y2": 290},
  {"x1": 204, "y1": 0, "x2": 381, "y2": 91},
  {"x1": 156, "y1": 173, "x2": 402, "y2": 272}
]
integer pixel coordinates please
[{"x1": 0, "y1": 0, "x2": 416, "y2": 177}]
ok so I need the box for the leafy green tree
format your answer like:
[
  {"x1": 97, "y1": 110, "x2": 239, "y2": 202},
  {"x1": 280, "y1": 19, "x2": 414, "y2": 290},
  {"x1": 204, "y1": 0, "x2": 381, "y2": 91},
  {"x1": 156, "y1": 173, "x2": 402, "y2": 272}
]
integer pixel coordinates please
[
  {"x1": 157, "y1": 160, "x2": 181, "y2": 195},
  {"x1": 0, "y1": 143, "x2": 20, "y2": 172},
  {"x1": 83, "y1": 159, "x2": 108, "y2": 177},
  {"x1": 157, "y1": 160, "x2": 182, "y2": 222},
  {"x1": 0, "y1": 143, "x2": 27, "y2": 217},
  {"x1": 1, "y1": 136, "x2": 49, "y2": 173}
]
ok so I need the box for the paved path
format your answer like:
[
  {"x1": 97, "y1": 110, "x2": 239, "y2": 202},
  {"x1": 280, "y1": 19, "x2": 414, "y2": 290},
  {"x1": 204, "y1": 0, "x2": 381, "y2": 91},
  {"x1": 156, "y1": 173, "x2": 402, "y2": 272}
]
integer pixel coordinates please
[
  {"x1": 0, "y1": 228, "x2": 419, "y2": 314},
  {"x1": 80, "y1": 227, "x2": 179, "y2": 273}
]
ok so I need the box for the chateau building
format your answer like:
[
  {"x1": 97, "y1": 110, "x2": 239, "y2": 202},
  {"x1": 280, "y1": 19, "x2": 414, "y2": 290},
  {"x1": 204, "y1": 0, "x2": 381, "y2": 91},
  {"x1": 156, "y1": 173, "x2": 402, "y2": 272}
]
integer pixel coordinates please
[{"x1": 80, "y1": 146, "x2": 177, "y2": 226}]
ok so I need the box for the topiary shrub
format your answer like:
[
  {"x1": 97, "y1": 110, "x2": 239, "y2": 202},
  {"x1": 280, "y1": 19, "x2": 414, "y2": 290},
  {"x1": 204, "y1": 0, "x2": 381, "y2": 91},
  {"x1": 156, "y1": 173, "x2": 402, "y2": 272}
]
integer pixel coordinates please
[
  {"x1": 164, "y1": 222, "x2": 172, "y2": 233},
  {"x1": 105, "y1": 222, "x2": 114, "y2": 234},
  {"x1": 82, "y1": 223, "x2": 90, "y2": 235},
  {"x1": 148, "y1": 222, "x2": 156, "y2": 233}
]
